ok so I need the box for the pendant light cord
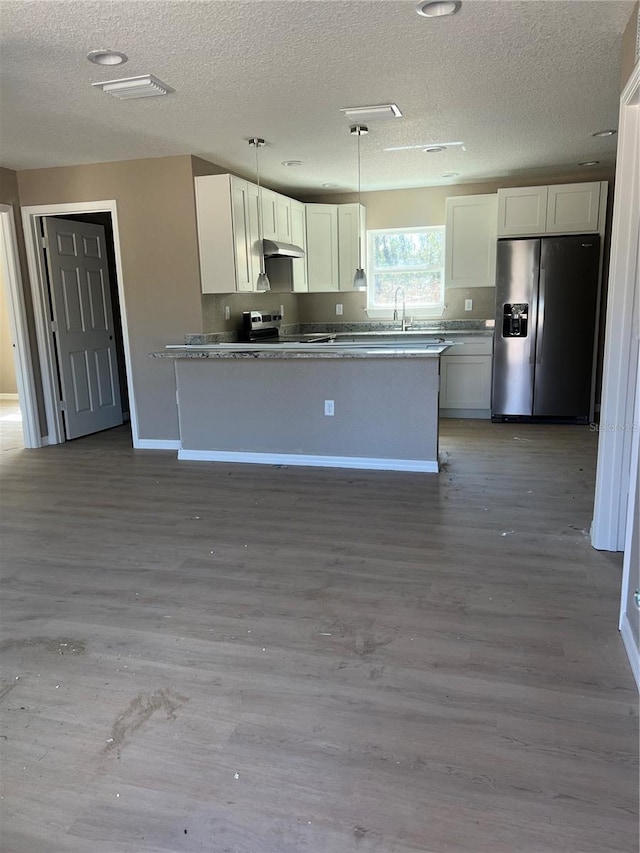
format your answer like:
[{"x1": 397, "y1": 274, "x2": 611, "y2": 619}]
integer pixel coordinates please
[
  {"x1": 357, "y1": 128, "x2": 362, "y2": 269},
  {"x1": 254, "y1": 141, "x2": 266, "y2": 276}
]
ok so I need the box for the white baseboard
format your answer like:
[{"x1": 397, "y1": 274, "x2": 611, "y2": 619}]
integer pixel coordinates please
[
  {"x1": 135, "y1": 438, "x2": 181, "y2": 451},
  {"x1": 0, "y1": 392, "x2": 19, "y2": 400},
  {"x1": 177, "y1": 448, "x2": 439, "y2": 473},
  {"x1": 620, "y1": 614, "x2": 640, "y2": 692}
]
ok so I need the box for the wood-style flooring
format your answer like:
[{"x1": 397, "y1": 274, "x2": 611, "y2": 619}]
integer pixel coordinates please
[{"x1": 0, "y1": 411, "x2": 637, "y2": 853}]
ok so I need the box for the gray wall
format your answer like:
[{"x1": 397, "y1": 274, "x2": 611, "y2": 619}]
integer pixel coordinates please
[
  {"x1": 16, "y1": 156, "x2": 209, "y2": 442},
  {"x1": 176, "y1": 357, "x2": 439, "y2": 464}
]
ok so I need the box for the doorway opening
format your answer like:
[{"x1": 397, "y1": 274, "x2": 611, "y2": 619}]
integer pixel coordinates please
[
  {"x1": 0, "y1": 203, "x2": 40, "y2": 449},
  {"x1": 20, "y1": 201, "x2": 139, "y2": 447}
]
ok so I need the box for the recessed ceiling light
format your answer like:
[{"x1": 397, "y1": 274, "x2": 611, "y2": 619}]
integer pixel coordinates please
[
  {"x1": 340, "y1": 104, "x2": 402, "y2": 122},
  {"x1": 384, "y1": 141, "x2": 464, "y2": 151},
  {"x1": 416, "y1": 1, "x2": 461, "y2": 18},
  {"x1": 322, "y1": 183, "x2": 338, "y2": 188},
  {"x1": 282, "y1": 160, "x2": 303, "y2": 167},
  {"x1": 441, "y1": 172, "x2": 460, "y2": 178},
  {"x1": 92, "y1": 74, "x2": 174, "y2": 100},
  {"x1": 86, "y1": 49, "x2": 128, "y2": 66},
  {"x1": 424, "y1": 146, "x2": 445, "y2": 153},
  {"x1": 578, "y1": 160, "x2": 600, "y2": 166},
  {"x1": 591, "y1": 129, "x2": 617, "y2": 137}
]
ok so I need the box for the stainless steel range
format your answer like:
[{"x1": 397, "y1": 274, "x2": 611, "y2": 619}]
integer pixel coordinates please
[{"x1": 240, "y1": 311, "x2": 333, "y2": 344}]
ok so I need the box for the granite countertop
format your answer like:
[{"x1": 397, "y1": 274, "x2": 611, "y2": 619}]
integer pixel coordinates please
[
  {"x1": 318, "y1": 329, "x2": 492, "y2": 338},
  {"x1": 152, "y1": 343, "x2": 450, "y2": 359},
  {"x1": 184, "y1": 320, "x2": 495, "y2": 346}
]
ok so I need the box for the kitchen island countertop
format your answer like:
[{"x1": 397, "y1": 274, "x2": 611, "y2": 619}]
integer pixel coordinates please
[
  {"x1": 152, "y1": 343, "x2": 451, "y2": 359},
  {"x1": 155, "y1": 341, "x2": 448, "y2": 472}
]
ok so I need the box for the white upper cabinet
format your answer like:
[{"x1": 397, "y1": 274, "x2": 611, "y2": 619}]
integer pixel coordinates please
[
  {"x1": 337, "y1": 204, "x2": 365, "y2": 291},
  {"x1": 290, "y1": 199, "x2": 308, "y2": 292},
  {"x1": 306, "y1": 203, "x2": 365, "y2": 292},
  {"x1": 306, "y1": 204, "x2": 340, "y2": 291},
  {"x1": 260, "y1": 189, "x2": 292, "y2": 243},
  {"x1": 195, "y1": 174, "x2": 259, "y2": 294},
  {"x1": 545, "y1": 182, "x2": 601, "y2": 233},
  {"x1": 497, "y1": 182, "x2": 604, "y2": 237},
  {"x1": 230, "y1": 178, "x2": 255, "y2": 292},
  {"x1": 276, "y1": 195, "x2": 292, "y2": 242},
  {"x1": 445, "y1": 194, "x2": 498, "y2": 289},
  {"x1": 260, "y1": 189, "x2": 278, "y2": 241},
  {"x1": 497, "y1": 186, "x2": 548, "y2": 237},
  {"x1": 195, "y1": 175, "x2": 369, "y2": 294}
]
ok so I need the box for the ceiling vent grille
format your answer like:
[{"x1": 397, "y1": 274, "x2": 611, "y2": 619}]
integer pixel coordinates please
[
  {"x1": 92, "y1": 74, "x2": 174, "y2": 100},
  {"x1": 340, "y1": 104, "x2": 402, "y2": 122}
]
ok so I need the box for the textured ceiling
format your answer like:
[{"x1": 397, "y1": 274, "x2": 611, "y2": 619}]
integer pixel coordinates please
[{"x1": 0, "y1": 0, "x2": 633, "y2": 194}]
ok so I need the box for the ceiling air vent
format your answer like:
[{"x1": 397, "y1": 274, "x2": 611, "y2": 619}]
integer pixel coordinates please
[
  {"x1": 340, "y1": 104, "x2": 402, "y2": 122},
  {"x1": 92, "y1": 74, "x2": 174, "y2": 100}
]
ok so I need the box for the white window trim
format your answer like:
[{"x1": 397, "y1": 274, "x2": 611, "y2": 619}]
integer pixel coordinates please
[{"x1": 365, "y1": 226, "x2": 445, "y2": 319}]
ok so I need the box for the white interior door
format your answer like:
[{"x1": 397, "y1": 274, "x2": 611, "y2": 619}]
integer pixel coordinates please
[{"x1": 44, "y1": 217, "x2": 123, "y2": 439}]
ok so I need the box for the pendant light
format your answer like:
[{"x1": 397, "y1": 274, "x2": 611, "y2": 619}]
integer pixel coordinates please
[
  {"x1": 350, "y1": 124, "x2": 368, "y2": 290},
  {"x1": 249, "y1": 137, "x2": 270, "y2": 292}
]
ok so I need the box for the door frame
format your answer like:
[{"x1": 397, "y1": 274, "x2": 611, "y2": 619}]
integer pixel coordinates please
[
  {"x1": 0, "y1": 203, "x2": 40, "y2": 447},
  {"x1": 592, "y1": 61, "x2": 640, "y2": 551},
  {"x1": 619, "y1": 344, "x2": 640, "y2": 690},
  {"x1": 21, "y1": 200, "x2": 139, "y2": 446}
]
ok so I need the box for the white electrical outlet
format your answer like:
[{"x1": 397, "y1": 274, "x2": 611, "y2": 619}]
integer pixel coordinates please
[
  {"x1": 336, "y1": 303, "x2": 343, "y2": 316},
  {"x1": 465, "y1": 299, "x2": 473, "y2": 311},
  {"x1": 224, "y1": 305, "x2": 230, "y2": 321},
  {"x1": 324, "y1": 400, "x2": 335, "y2": 416}
]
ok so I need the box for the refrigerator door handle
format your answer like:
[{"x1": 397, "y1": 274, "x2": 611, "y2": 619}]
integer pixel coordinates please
[
  {"x1": 528, "y1": 317, "x2": 537, "y2": 364},
  {"x1": 536, "y1": 269, "x2": 546, "y2": 364}
]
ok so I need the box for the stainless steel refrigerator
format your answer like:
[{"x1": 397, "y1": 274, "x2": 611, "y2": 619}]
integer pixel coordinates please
[{"x1": 491, "y1": 234, "x2": 600, "y2": 423}]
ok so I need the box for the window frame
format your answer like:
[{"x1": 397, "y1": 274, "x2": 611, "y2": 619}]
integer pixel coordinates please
[{"x1": 365, "y1": 225, "x2": 445, "y2": 318}]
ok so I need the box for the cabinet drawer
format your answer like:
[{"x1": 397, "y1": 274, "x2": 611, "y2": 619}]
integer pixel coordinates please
[{"x1": 447, "y1": 336, "x2": 493, "y2": 356}]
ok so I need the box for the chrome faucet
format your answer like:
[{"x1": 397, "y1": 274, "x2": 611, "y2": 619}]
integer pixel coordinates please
[{"x1": 393, "y1": 286, "x2": 410, "y2": 331}]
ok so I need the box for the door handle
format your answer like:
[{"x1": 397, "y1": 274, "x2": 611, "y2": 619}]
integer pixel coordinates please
[{"x1": 536, "y1": 269, "x2": 546, "y2": 364}]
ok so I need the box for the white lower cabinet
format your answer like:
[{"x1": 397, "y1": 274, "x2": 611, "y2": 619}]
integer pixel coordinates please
[{"x1": 439, "y1": 336, "x2": 493, "y2": 417}]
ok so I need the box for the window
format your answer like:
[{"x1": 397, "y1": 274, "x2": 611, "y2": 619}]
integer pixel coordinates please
[{"x1": 366, "y1": 226, "x2": 445, "y2": 317}]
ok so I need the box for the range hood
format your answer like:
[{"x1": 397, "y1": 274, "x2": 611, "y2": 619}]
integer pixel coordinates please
[{"x1": 262, "y1": 239, "x2": 305, "y2": 259}]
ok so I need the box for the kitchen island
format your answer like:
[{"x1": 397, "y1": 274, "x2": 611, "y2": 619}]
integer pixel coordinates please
[{"x1": 152, "y1": 342, "x2": 450, "y2": 472}]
